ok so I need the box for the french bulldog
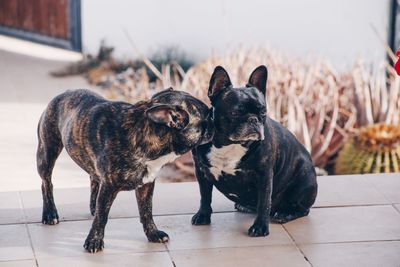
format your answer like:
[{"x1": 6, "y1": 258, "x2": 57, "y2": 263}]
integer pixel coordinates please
[
  {"x1": 36, "y1": 88, "x2": 213, "y2": 253},
  {"x1": 191, "y1": 66, "x2": 318, "y2": 237}
]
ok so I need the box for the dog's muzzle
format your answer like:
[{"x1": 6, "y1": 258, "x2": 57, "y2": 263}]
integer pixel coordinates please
[{"x1": 247, "y1": 116, "x2": 265, "y2": 141}]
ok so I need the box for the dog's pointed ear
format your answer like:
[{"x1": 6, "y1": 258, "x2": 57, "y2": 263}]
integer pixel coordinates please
[
  {"x1": 146, "y1": 104, "x2": 189, "y2": 130},
  {"x1": 247, "y1": 65, "x2": 268, "y2": 95},
  {"x1": 208, "y1": 66, "x2": 232, "y2": 99}
]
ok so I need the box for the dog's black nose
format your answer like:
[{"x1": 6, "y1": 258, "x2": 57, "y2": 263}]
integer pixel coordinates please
[{"x1": 248, "y1": 116, "x2": 259, "y2": 124}]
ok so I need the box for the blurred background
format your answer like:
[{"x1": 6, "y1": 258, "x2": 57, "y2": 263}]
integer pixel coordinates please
[
  {"x1": 0, "y1": 0, "x2": 399, "y2": 189},
  {"x1": 0, "y1": 0, "x2": 395, "y2": 65}
]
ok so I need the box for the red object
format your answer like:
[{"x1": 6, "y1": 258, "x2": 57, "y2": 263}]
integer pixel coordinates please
[{"x1": 395, "y1": 49, "x2": 400, "y2": 75}]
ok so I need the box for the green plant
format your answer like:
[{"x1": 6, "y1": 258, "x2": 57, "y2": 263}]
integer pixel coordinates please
[{"x1": 335, "y1": 123, "x2": 400, "y2": 174}]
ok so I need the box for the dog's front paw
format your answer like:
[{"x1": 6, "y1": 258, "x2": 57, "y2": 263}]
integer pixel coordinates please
[
  {"x1": 83, "y1": 237, "x2": 104, "y2": 253},
  {"x1": 42, "y1": 209, "x2": 59, "y2": 225},
  {"x1": 191, "y1": 211, "x2": 211, "y2": 225},
  {"x1": 146, "y1": 230, "x2": 169, "y2": 243},
  {"x1": 248, "y1": 222, "x2": 269, "y2": 237}
]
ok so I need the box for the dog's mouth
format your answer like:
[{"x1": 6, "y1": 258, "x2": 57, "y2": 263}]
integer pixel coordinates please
[{"x1": 229, "y1": 126, "x2": 265, "y2": 142}]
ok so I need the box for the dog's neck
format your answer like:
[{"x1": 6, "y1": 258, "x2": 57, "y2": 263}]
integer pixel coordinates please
[{"x1": 121, "y1": 102, "x2": 175, "y2": 159}]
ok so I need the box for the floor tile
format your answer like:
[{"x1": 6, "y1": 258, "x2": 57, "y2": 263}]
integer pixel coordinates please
[
  {"x1": 158, "y1": 212, "x2": 293, "y2": 251},
  {"x1": 0, "y1": 260, "x2": 36, "y2": 267},
  {"x1": 314, "y1": 175, "x2": 388, "y2": 207},
  {"x1": 20, "y1": 188, "x2": 138, "y2": 223},
  {"x1": 300, "y1": 241, "x2": 400, "y2": 267},
  {"x1": 152, "y1": 182, "x2": 235, "y2": 215},
  {"x1": 36, "y1": 251, "x2": 173, "y2": 267},
  {"x1": 284, "y1": 205, "x2": 400, "y2": 244},
  {"x1": 365, "y1": 173, "x2": 400, "y2": 204},
  {"x1": 0, "y1": 225, "x2": 34, "y2": 261},
  {"x1": 28, "y1": 217, "x2": 166, "y2": 259},
  {"x1": 0, "y1": 192, "x2": 24, "y2": 224},
  {"x1": 170, "y1": 246, "x2": 310, "y2": 267}
]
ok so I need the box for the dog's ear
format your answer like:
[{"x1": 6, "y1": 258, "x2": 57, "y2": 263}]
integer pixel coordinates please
[
  {"x1": 146, "y1": 104, "x2": 189, "y2": 130},
  {"x1": 247, "y1": 65, "x2": 268, "y2": 95},
  {"x1": 208, "y1": 66, "x2": 232, "y2": 99}
]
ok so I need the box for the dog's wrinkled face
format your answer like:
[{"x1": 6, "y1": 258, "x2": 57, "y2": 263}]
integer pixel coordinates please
[
  {"x1": 150, "y1": 89, "x2": 214, "y2": 154},
  {"x1": 208, "y1": 66, "x2": 268, "y2": 142}
]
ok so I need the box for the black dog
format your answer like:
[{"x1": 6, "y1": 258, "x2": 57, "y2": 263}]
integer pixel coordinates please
[
  {"x1": 37, "y1": 88, "x2": 213, "y2": 252},
  {"x1": 191, "y1": 66, "x2": 317, "y2": 237}
]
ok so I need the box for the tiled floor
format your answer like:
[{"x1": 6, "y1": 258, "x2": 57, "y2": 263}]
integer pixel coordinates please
[{"x1": 0, "y1": 174, "x2": 399, "y2": 267}]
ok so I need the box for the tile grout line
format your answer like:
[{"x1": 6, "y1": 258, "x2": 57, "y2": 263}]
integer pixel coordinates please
[
  {"x1": 295, "y1": 239, "x2": 400, "y2": 246},
  {"x1": 18, "y1": 191, "x2": 40, "y2": 267},
  {"x1": 312, "y1": 203, "x2": 394, "y2": 209},
  {"x1": 155, "y1": 239, "x2": 400, "y2": 254},
  {"x1": 281, "y1": 224, "x2": 313, "y2": 267},
  {"x1": 392, "y1": 204, "x2": 400, "y2": 214},
  {"x1": 164, "y1": 243, "x2": 177, "y2": 267},
  {"x1": 362, "y1": 176, "x2": 393, "y2": 204}
]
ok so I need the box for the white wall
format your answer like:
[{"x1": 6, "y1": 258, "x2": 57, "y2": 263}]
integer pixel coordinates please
[{"x1": 82, "y1": 0, "x2": 390, "y2": 69}]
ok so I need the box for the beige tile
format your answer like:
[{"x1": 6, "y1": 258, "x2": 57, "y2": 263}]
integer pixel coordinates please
[
  {"x1": 300, "y1": 241, "x2": 400, "y2": 267},
  {"x1": 171, "y1": 246, "x2": 310, "y2": 267},
  {"x1": 152, "y1": 182, "x2": 235, "y2": 215},
  {"x1": 365, "y1": 173, "x2": 400, "y2": 204},
  {"x1": 28, "y1": 217, "x2": 166, "y2": 259},
  {"x1": 20, "y1": 187, "x2": 138, "y2": 223},
  {"x1": 0, "y1": 260, "x2": 36, "y2": 267},
  {"x1": 21, "y1": 182, "x2": 234, "y2": 223},
  {"x1": 314, "y1": 175, "x2": 388, "y2": 207},
  {"x1": 158, "y1": 212, "x2": 293, "y2": 251},
  {"x1": 0, "y1": 192, "x2": 24, "y2": 224},
  {"x1": 36, "y1": 251, "x2": 173, "y2": 267},
  {"x1": 284, "y1": 205, "x2": 400, "y2": 244},
  {"x1": 0, "y1": 225, "x2": 34, "y2": 261}
]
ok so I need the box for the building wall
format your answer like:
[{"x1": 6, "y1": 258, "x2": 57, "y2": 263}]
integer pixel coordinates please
[{"x1": 82, "y1": 0, "x2": 390, "y2": 68}]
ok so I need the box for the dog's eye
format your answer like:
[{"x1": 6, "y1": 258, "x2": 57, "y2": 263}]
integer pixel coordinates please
[
  {"x1": 230, "y1": 111, "x2": 239, "y2": 116},
  {"x1": 171, "y1": 114, "x2": 179, "y2": 122}
]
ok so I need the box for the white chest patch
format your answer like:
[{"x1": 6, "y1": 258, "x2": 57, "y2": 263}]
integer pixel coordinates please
[
  {"x1": 207, "y1": 144, "x2": 248, "y2": 180},
  {"x1": 142, "y1": 153, "x2": 178, "y2": 184}
]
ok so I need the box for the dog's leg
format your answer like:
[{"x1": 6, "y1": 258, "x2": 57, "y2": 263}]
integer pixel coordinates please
[
  {"x1": 135, "y1": 182, "x2": 169, "y2": 243},
  {"x1": 271, "y1": 175, "x2": 318, "y2": 224},
  {"x1": 37, "y1": 117, "x2": 63, "y2": 225},
  {"x1": 248, "y1": 169, "x2": 273, "y2": 237},
  {"x1": 192, "y1": 168, "x2": 213, "y2": 225},
  {"x1": 90, "y1": 176, "x2": 100, "y2": 216},
  {"x1": 84, "y1": 183, "x2": 118, "y2": 253}
]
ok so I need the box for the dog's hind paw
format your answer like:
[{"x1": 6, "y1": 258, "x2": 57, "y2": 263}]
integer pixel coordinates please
[
  {"x1": 42, "y1": 209, "x2": 59, "y2": 225},
  {"x1": 83, "y1": 237, "x2": 104, "y2": 253},
  {"x1": 271, "y1": 209, "x2": 310, "y2": 224},
  {"x1": 146, "y1": 230, "x2": 169, "y2": 243}
]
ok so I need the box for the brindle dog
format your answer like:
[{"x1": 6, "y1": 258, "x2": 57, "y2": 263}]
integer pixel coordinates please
[{"x1": 37, "y1": 88, "x2": 213, "y2": 253}]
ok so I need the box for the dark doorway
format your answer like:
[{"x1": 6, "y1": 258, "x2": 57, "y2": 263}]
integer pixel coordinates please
[{"x1": 0, "y1": 0, "x2": 81, "y2": 51}]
